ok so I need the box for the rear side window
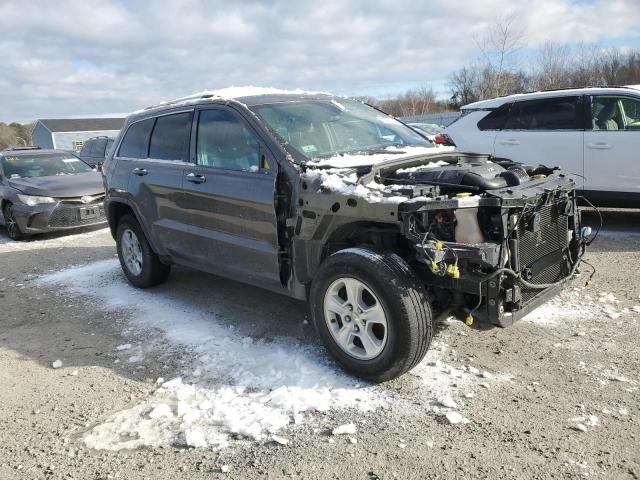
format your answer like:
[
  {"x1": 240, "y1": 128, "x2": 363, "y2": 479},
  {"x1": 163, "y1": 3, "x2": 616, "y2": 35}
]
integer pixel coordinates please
[
  {"x1": 118, "y1": 119, "x2": 154, "y2": 158},
  {"x1": 149, "y1": 112, "x2": 193, "y2": 161},
  {"x1": 477, "y1": 104, "x2": 511, "y2": 130},
  {"x1": 504, "y1": 96, "x2": 583, "y2": 130}
]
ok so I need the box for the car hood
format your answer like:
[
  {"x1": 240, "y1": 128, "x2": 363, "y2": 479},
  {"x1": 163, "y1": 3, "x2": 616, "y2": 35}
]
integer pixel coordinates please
[{"x1": 8, "y1": 172, "x2": 105, "y2": 198}]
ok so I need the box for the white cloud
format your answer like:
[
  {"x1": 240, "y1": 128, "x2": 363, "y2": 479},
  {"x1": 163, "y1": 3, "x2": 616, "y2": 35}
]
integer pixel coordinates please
[{"x1": 0, "y1": 0, "x2": 638, "y2": 122}]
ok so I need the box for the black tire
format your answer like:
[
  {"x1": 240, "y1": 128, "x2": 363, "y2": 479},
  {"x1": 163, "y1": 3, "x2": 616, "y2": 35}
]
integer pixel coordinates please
[
  {"x1": 310, "y1": 248, "x2": 433, "y2": 382},
  {"x1": 116, "y1": 214, "x2": 170, "y2": 288},
  {"x1": 3, "y1": 203, "x2": 25, "y2": 241}
]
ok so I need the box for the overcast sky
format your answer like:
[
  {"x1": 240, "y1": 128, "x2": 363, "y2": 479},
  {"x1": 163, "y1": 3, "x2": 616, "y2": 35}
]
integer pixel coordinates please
[{"x1": 0, "y1": 0, "x2": 638, "y2": 123}]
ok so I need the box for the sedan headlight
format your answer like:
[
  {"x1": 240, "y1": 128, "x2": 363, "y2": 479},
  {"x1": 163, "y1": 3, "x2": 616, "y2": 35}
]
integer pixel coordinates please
[{"x1": 17, "y1": 194, "x2": 56, "y2": 206}]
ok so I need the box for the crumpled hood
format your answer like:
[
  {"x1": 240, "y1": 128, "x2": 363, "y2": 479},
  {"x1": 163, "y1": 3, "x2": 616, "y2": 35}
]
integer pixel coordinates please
[{"x1": 8, "y1": 172, "x2": 105, "y2": 198}]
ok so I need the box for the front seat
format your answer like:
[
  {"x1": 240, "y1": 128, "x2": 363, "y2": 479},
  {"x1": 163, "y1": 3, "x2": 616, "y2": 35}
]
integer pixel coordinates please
[{"x1": 595, "y1": 100, "x2": 619, "y2": 130}]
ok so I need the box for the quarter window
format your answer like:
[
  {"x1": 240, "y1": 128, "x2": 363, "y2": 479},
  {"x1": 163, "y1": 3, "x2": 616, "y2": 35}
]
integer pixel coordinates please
[
  {"x1": 477, "y1": 104, "x2": 511, "y2": 130},
  {"x1": 504, "y1": 96, "x2": 582, "y2": 130},
  {"x1": 196, "y1": 110, "x2": 260, "y2": 172},
  {"x1": 149, "y1": 112, "x2": 193, "y2": 161},
  {"x1": 118, "y1": 118, "x2": 155, "y2": 158}
]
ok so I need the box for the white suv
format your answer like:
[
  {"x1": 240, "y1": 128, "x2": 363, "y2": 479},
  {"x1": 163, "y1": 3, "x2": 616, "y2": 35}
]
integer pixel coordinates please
[{"x1": 445, "y1": 86, "x2": 640, "y2": 207}]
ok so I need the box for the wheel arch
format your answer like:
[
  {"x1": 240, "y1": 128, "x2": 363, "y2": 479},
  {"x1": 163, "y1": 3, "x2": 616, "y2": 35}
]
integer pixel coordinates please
[
  {"x1": 294, "y1": 219, "x2": 410, "y2": 289},
  {"x1": 319, "y1": 220, "x2": 408, "y2": 262},
  {"x1": 106, "y1": 200, "x2": 135, "y2": 239},
  {"x1": 106, "y1": 200, "x2": 163, "y2": 256},
  {"x1": 1, "y1": 198, "x2": 10, "y2": 214}
]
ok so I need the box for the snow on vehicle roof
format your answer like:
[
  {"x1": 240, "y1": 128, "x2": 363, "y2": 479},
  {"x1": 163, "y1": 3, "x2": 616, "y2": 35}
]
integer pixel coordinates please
[
  {"x1": 461, "y1": 86, "x2": 640, "y2": 110},
  {"x1": 135, "y1": 86, "x2": 333, "y2": 114}
]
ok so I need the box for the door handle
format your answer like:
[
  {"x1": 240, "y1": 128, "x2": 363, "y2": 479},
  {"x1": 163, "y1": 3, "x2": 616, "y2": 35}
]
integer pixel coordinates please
[
  {"x1": 500, "y1": 139, "x2": 520, "y2": 146},
  {"x1": 186, "y1": 172, "x2": 207, "y2": 184},
  {"x1": 132, "y1": 167, "x2": 148, "y2": 176},
  {"x1": 586, "y1": 142, "x2": 612, "y2": 150}
]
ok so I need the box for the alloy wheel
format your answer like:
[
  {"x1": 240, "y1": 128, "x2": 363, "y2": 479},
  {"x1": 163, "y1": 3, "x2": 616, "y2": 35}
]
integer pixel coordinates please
[
  {"x1": 121, "y1": 228, "x2": 143, "y2": 276},
  {"x1": 323, "y1": 277, "x2": 388, "y2": 360}
]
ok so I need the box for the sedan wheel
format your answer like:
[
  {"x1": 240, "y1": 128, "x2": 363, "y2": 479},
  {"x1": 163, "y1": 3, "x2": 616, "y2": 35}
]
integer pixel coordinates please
[{"x1": 4, "y1": 204, "x2": 24, "y2": 241}]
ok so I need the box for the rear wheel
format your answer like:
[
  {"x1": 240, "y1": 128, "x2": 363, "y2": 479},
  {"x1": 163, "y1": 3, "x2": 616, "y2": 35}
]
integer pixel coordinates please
[
  {"x1": 116, "y1": 214, "x2": 170, "y2": 288},
  {"x1": 3, "y1": 203, "x2": 25, "y2": 241},
  {"x1": 311, "y1": 248, "x2": 433, "y2": 382}
]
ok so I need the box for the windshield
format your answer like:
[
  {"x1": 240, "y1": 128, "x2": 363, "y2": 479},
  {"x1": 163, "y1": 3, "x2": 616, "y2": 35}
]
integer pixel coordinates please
[
  {"x1": 1, "y1": 153, "x2": 93, "y2": 179},
  {"x1": 251, "y1": 99, "x2": 429, "y2": 161}
]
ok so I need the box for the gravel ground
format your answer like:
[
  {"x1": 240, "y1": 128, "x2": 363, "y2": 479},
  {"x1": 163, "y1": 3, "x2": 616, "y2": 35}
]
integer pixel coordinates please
[{"x1": 0, "y1": 210, "x2": 639, "y2": 480}]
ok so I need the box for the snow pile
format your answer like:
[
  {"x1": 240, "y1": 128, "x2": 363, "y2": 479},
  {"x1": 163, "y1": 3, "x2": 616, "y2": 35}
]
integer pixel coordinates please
[
  {"x1": 312, "y1": 145, "x2": 454, "y2": 168},
  {"x1": 570, "y1": 414, "x2": 599, "y2": 432},
  {"x1": 39, "y1": 259, "x2": 382, "y2": 450},
  {"x1": 395, "y1": 160, "x2": 450, "y2": 173},
  {"x1": 332, "y1": 423, "x2": 357, "y2": 435},
  {"x1": 303, "y1": 168, "x2": 410, "y2": 205}
]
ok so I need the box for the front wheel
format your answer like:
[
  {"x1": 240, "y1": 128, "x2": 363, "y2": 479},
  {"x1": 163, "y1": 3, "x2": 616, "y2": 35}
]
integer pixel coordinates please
[
  {"x1": 3, "y1": 203, "x2": 25, "y2": 241},
  {"x1": 310, "y1": 248, "x2": 433, "y2": 382},
  {"x1": 116, "y1": 214, "x2": 170, "y2": 288}
]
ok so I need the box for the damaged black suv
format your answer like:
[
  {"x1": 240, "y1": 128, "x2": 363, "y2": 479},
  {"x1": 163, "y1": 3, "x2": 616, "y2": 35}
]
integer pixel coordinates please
[{"x1": 103, "y1": 89, "x2": 588, "y2": 381}]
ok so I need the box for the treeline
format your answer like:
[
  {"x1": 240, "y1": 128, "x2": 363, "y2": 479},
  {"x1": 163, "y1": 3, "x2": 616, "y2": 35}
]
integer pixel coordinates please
[
  {"x1": 449, "y1": 44, "x2": 640, "y2": 108},
  {"x1": 364, "y1": 86, "x2": 452, "y2": 118},
  {"x1": 0, "y1": 122, "x2": 33, "y2": 150},
  {"x1": 369, "y1": 16, "x2": 640, "y2": 116}
]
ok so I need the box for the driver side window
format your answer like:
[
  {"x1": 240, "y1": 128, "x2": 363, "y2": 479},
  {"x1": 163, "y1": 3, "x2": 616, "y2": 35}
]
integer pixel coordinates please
[{"x1": 196, "y1": 110, "x2": 261, "y2": 172}]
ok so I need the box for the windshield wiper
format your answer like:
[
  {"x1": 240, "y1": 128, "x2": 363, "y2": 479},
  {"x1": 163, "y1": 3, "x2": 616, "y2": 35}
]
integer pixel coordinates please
[
  {"x1": 361, "y1": 149, "x2": 406, "y2": 155},
  {"x1": 330, "y1": 147, "x2": 407, "y2": 156}
]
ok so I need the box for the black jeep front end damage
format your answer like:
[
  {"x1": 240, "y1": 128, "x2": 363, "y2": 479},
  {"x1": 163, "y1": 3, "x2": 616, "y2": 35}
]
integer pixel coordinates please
[
  {"x1": 296, "y1": 152, "x2": 588, "y2": 328},
  {"x1": 398, "y1": 177, "x2": 583, "y2": 327}
]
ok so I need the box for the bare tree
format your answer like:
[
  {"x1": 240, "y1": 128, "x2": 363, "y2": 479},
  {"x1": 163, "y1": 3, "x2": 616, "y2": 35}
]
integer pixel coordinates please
[
  {"x1": 449, "y1": 66, "x2": 478, "y2": 107},
  {"x1": 374, "y1": 86, "x2": 451, "y2": 117},
  {"x1": 476, "y1": 14, "x2": 525, "y2": 96},
  {"x1": 0, "y1": 122, "x2": 33, "y2": 150},
  {"x1": 534, "y1": 42, "x2": 571, "y2": 90}
]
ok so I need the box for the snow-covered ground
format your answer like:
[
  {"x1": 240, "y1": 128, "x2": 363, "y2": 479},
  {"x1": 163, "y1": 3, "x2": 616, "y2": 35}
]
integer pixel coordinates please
[
  {"x1": 37, "y1": 259, "x2": 485, "y2": 450},
  {"x1": 33, "y1": 252, "x2": 638, "y2": 451},
  {"x1": 20, "y1": 224, "x2": 636, "y2": 454},
  {"x1": 40, "y1": 259, "x2": 378, "y2": 449}
]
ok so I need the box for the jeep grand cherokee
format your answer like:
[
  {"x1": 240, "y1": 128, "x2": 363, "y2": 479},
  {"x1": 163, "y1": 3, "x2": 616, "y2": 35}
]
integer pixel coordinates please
[{"x1": 102, "y1": 87, "x2": 588, "y2": 381}]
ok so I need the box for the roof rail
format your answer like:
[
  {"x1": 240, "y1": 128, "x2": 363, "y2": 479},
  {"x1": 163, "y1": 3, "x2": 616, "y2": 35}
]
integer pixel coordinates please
[
  {"x1": 513, "y1": 85, "x2": 636, "y2": 96},
  {"x1": 142, "y1": 92, "x2": 219, "y2": 111},
  {"x1": 4, "y1": 146, "x2": 41, "y2": 151}
]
